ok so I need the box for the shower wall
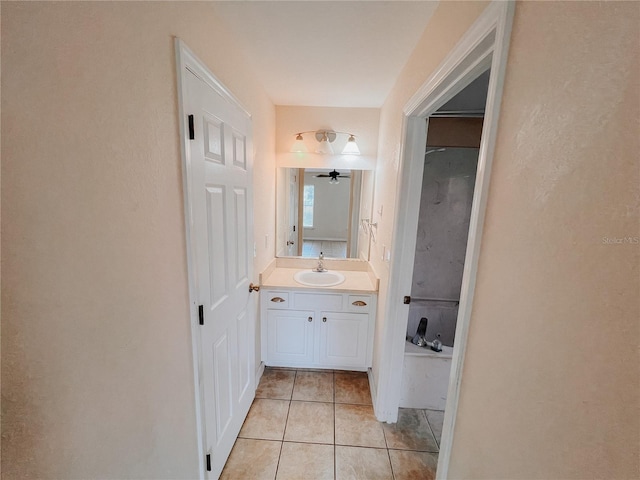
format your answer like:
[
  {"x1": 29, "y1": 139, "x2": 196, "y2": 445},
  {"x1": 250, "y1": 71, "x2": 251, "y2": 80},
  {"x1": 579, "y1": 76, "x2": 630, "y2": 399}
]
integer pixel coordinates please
[{"x1": 408, "y1": 147, "x2": 479, "y2": 345}]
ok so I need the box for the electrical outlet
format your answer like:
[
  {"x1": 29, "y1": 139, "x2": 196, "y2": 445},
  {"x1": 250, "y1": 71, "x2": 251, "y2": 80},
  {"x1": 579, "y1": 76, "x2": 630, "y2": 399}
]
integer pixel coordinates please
[
  {"x1": 385, "y1": 247, "x2": 391, "y2": 262},
  {"x1": 264, "y1": 234, "x2": 269, "y2": 248},
  {"x1": 381, "y1": 244, "x2": 386, "y2": 261}
]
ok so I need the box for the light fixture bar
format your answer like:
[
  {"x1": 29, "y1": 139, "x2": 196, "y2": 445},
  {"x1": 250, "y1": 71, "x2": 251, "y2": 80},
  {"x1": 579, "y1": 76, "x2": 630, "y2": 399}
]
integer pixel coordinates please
[{"x1": 290, "y1": 130, "x2": 361, "y2": 155}]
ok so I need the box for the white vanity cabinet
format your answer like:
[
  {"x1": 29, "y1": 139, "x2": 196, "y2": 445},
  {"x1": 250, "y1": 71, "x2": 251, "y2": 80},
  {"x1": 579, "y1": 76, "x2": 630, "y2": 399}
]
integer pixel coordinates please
[{"x1": 261, "y1": 289, "x2": 377, "y2": 371}]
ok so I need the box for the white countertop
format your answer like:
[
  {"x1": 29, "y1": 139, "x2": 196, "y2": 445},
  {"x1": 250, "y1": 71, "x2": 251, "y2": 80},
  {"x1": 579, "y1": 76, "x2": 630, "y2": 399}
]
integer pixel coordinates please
[{"x1": 261, "y1": 267, "x2": 378, "y2": 293}]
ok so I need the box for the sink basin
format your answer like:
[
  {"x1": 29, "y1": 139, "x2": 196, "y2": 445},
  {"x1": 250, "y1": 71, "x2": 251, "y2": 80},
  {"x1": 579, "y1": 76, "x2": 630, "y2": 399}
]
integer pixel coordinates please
[{"x1": 294, "y1": 270, "x2": 345, "y2": 287}]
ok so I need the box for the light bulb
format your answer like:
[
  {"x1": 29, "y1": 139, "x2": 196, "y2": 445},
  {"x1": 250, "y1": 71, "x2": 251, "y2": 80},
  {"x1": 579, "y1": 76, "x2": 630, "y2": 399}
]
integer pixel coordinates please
[
  {"x1": 291, "y1": 133, "x2": 308, "y2": 153},
  {"x1": 341, "y1": 135, "x2": 360, "y2": 155},
  {"x1": 316, "y1": 133, "x2": 335, "y2": 155}
]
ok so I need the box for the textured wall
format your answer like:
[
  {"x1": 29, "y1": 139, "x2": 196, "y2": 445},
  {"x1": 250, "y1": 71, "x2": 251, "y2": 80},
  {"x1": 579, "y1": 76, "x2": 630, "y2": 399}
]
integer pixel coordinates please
[
  {"x1": 1, "y1": 2, "x2": 275, "y2": 478},
  {"x1": 449, "y1": 2, "x2": 640, "y2": 478}
]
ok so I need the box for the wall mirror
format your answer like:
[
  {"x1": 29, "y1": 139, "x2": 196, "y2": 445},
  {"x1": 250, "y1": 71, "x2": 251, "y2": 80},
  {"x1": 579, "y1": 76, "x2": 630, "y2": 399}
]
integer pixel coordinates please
[{"x1": 276, "y1": 167, "x2": 375, "y2": 260}]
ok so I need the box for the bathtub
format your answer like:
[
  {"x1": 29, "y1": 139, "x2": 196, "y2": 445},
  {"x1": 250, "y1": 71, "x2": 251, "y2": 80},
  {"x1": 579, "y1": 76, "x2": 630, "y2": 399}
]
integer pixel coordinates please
[{"x1": 399, "y1": 340, "x2": 454, "y2": 410}]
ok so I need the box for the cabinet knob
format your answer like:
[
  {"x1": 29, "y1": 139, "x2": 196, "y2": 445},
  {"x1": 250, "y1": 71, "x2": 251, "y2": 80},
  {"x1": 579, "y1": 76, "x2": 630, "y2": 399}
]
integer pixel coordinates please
[
  {"x1": 270, "y1": 297, "x2": 286, "y2": 303},
  {"x1": 322, "y1": 317, "x2": 327, "y2": 323},
  {"x1": 352, "y1": 300, "x2": 367, "y2": 306},
  {"x1": 308, "y1": 316, "x2": 313, "y2": 322}
]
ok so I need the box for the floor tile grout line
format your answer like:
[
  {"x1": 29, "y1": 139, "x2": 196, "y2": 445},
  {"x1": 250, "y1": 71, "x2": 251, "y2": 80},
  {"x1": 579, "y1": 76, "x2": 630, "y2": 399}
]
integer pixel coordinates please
[
  {"x1": 426, "y1": 409, "x2": 445, "y2": 449},
  {"x1": 333, "y1": 370, "x2": 336, "y2": 480},
  {"x1": 422, "y1": 408, "x2": 441, "y2": 450},
  {"x1": 281, "y1": 439, "x2": 336, "y2": 446},
  {"x1": 273, "y1": 440, "x2": 284, "y2": 480},
  {"x1": 388, "y1": 447, "x2": 441, "y2": 454},
  {"x1": 421, "y1": 408, "x2": 440, "y2": 453},
  {"x1": 282, "y1": 371, "x2": 296, "y2": 437},
  {"x1": 387, "y1": 447, "x2": 396, "y2": 480},
  {"x1": 381, "y1": 417, "x2": 396, "y2": 480}
]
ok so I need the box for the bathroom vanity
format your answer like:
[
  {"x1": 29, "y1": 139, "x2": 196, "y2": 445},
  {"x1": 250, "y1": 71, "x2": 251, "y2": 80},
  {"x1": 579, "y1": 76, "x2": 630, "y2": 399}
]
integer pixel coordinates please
[{"x1": 259, "y1": 260, "x2": 378, "y2": 371}]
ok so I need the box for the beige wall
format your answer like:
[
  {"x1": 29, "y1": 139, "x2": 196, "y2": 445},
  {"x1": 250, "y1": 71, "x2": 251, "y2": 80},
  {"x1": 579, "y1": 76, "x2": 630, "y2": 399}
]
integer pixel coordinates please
[
  {"x1": 373, "y1": 1, "x2": 639, "y2": 478},
  {"x1": 1, "y1": 2, "x2": 275, "y2": 479},
  {"x1": 450, "y1": 2, "x2": 639, "y2": 478}
]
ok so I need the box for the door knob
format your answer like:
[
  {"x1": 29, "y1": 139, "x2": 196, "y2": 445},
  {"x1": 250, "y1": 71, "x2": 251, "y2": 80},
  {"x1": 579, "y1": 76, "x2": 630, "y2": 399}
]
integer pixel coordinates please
[
  {"x1": 287, "y1": 241, "x2": 295, "y2": 246},
  {"x1": 249, "y1": 283, "x2": 260, "y2": 293},
  {"x1": 307, "y1": 316, "x2": 313, "y2": 322}
]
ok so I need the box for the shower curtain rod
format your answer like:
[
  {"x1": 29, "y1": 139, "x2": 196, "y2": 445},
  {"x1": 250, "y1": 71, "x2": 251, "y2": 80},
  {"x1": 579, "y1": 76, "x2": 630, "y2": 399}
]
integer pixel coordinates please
[
  {"x1": 430, "y1": 110, "x2": 484, "y2": 118},
  {"x1": 411, "y1": 296, "x2": 460, "y2": 304}
]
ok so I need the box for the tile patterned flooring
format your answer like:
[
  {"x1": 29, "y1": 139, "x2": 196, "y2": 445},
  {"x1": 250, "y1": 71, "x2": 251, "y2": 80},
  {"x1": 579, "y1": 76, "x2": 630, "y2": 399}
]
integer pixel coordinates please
[
  {"x1": 302, "y1": 240, "x2": 348, "y2": 258},
  {"x1": 221, "y1": 368, "x2": 444, "y2": 480}
]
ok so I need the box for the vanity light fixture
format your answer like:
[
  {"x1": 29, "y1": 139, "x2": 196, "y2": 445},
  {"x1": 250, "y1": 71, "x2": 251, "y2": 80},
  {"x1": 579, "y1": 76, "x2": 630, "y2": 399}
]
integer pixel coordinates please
[
  {"x1": 291, "y1": 133, "x2": 308, "y2": 153},
  {"x1": 290, "y1": 130, "x2": 361, "y2": 155}
]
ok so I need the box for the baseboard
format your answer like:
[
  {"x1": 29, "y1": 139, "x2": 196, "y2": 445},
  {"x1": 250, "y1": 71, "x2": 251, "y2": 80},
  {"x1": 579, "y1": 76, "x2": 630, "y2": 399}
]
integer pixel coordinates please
[
  {"x1": 368, "y1": 367, "x2": 379, "y2": 417},
  {"x1": 255, "y1": 361, "x2": 265, "y2": 387}
]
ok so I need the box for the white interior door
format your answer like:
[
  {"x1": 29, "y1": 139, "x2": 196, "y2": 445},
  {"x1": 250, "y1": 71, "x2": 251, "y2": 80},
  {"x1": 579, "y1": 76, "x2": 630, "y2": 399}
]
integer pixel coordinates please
[
  {"x1": 184, "y1": 68, "x2": 254, "y2": 479},
  {"x1": 286, "y1": 169, "x2": 299, "y2": 256}
]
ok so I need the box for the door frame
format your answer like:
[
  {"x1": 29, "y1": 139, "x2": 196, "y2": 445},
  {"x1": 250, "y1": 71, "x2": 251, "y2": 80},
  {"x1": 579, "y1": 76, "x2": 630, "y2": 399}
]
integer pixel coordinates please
[
  {"x1": 174, "y1": 38, "x2": 253, "y2": 479},
  {"x1": 374, "y1": 2, "x2": 514, "y2": 479}
]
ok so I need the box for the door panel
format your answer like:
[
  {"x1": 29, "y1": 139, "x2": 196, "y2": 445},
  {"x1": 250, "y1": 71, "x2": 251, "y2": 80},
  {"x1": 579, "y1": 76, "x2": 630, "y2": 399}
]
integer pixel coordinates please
[
  {"x1": 236, "y1": 308, "x2": 251, "y2": 400},
  {"x1": 286, "y1": 169, "x2": 299, "y2": 256},
  {"x1": 185, "y1": 68, "x2": 254, "y2": 479},
  {"x1": 234, "y1": 188, "x2": 248, "y2": 284},
  {"x1": 213, "y1": 333, "x2": 232, "y2": 443},
  {"x1": 206, "y1": 185, "x2": 229, "y2": 307},
  {"x1": 232, "y1": 129, "x2": 247, "y2": 169}
]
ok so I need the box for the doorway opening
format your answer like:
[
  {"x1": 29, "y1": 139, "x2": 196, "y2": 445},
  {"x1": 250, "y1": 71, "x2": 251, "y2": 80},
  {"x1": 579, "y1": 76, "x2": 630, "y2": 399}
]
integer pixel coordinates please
[
  {"x1": 397, "y1": 69, "x2": 489, "y2": 473},
  {"x1": 373, "y1": 3, "x2": 515, "y2": 479}
]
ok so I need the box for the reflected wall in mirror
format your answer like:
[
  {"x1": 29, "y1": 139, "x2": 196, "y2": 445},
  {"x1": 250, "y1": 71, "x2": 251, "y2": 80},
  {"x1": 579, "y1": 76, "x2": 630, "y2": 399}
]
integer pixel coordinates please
[{"x1": 276, "y1": 168, "x2": 375, "y2": 260}]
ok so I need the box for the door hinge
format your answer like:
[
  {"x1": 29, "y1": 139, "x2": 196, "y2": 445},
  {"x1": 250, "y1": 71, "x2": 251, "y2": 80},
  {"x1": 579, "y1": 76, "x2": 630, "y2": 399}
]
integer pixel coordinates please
[
  {"x1": 293, "y1": 225, "x2": 296, "y2": 232},
  {"x1": 188, "y1": 114, "x2": 195, "y2": 140},
  {"x1": 206, "y1": 453, "x2": 211, "y2": 472},
  {"x1": 198, "y1": 305, "x2": 204, "y2": 325},
  {"x1": 403, "y1": 296, "x2": 411, "y2": 304}
]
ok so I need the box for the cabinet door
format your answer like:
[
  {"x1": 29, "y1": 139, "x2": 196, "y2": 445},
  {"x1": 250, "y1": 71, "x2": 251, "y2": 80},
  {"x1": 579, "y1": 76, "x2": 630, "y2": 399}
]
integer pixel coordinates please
[
  {"x1": 267, "y1": 309, "x2": 315, "y2": 366},
  {"x1": 319, "y1": 312, "x2": 370, "y2": 368}
]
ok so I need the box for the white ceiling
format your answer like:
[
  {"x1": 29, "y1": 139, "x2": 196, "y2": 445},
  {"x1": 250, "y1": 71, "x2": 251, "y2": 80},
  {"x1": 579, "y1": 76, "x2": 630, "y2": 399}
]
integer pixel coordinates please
[{"x1": 212, "y1": 1, "x2": 439, "y2": 108}]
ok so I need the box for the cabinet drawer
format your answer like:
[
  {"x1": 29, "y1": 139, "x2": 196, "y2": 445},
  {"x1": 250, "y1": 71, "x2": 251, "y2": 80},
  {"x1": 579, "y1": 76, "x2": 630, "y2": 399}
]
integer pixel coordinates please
[
  {"x1": 294, "y1": 292, "x2": 343, "y2": 311},
  {"x1": 265, "y1": 291, "x2": 290, "y2": 309},
  {"x1": 347, "y1": 295, "x2": 372, "y2": 313}
]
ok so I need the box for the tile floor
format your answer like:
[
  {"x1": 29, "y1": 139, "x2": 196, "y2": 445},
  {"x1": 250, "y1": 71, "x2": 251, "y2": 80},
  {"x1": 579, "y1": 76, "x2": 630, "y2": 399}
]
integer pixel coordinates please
[
  {"x1": 302, "y1": 240, "x2": 347, "y2": 258},
  {"x1": 221, "y1": 367, "x2": 444, "y2": 480}
]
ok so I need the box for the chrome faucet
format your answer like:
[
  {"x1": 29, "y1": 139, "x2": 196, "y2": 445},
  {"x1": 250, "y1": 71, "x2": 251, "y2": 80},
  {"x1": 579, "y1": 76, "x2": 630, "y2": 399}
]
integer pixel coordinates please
[{"x1": 314, "y1": 252, "x2": 326, "y2": 272}]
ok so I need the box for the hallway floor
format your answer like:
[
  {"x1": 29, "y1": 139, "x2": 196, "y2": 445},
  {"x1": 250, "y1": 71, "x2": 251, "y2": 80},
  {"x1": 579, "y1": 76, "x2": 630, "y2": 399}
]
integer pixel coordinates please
[
  {"x1": 302, "y1": 240, "x2": 347, "y2": 258},
  {"x1": 221, "y1": 367, "x2": 444, "y2": 480}
]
